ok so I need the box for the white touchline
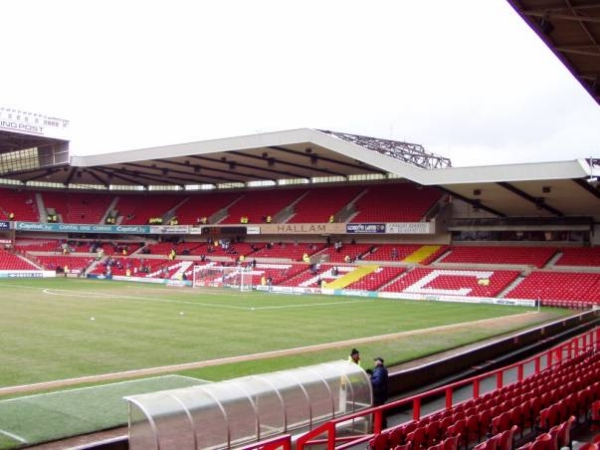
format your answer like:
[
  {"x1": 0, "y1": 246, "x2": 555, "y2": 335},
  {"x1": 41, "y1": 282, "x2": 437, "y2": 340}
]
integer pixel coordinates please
[{"x1": 0, "y1": 375, "x2": 204, "y2": 403}]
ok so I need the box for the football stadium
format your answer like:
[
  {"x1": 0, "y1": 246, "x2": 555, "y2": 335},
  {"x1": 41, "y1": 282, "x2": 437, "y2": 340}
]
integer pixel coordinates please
[{"x1": 1, "y1": 1, "x2": 600, "y2": 450}]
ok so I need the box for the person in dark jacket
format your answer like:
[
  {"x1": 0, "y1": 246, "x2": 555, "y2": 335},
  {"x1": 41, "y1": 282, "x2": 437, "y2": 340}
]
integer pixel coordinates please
[
  {"x1": 370, "y1": 357, "x2": 389, "y2": 428},
  {"x1": 371, "y1": 357, "x2": 389, "y2": 406}
]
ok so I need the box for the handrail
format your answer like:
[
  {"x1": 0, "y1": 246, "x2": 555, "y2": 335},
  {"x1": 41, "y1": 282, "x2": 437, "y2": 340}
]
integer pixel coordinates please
[
  {"x1": 239, "y1": 434, "x2": 292, "y2": 450},
  {"x1": 295, "y1": 327, "x2": 599, "y2": 450}
]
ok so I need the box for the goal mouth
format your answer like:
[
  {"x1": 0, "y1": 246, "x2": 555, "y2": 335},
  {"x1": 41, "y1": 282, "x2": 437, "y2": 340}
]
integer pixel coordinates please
[{"x1": 191, "y1": 264, "x2": 256, "y2": 291}]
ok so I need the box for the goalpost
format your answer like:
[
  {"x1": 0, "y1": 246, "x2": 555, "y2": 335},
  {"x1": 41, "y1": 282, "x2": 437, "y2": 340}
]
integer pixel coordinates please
[{"x1": 191, "y1": 264, "x2": 255, "y2": 291}]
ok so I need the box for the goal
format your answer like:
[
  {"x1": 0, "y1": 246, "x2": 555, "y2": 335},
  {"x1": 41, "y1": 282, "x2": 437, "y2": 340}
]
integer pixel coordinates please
[{"x1": 191, "y1": 264, "x2": 254, "y2": 291}]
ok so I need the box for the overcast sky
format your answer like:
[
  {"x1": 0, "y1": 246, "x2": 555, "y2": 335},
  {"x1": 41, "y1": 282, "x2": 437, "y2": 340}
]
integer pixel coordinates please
[{"x1": 2, "y1": 0, "x2": 599, "y2": 167}]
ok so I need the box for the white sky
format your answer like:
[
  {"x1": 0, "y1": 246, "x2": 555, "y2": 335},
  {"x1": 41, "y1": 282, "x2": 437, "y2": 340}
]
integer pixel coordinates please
[{"x1": 2, "y1": 0, "x2": 599, "y2": 167}]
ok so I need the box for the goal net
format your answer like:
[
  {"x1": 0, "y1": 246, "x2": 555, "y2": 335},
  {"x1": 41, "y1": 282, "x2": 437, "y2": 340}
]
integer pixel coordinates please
[{"x1": 191, "y1": 264, "x2": 254, "y2": 291}]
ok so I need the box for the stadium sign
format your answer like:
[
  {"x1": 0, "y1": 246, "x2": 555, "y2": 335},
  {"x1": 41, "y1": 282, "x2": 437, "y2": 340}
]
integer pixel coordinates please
[
  {"x1": 386, "y1": 222, "x2": 433, "y2": 234},
  {"x1": 149, "y1": 225, "x2": 189, "y2": 234},
  {"x1": 346, "y1": 223, "x2": 386, "y2": 234},
  {"x1": 15, "y1": 222, "x2": 150, "y2": 234},
  {"x1": 0, "y1": 271, "x2": 54, "y2": 278},
  {"x1": 0, "y1": 107, "x2": 69, "y2": 140},
  {"x1": 265, "y1": 223, "x2": 343, "y2": 234},
  {"x1": 247, "y1": 226, "x2": 260, "y2": 235},
  {"x1": 0, "y1": 221, "x2": 10, "y2": 230}
]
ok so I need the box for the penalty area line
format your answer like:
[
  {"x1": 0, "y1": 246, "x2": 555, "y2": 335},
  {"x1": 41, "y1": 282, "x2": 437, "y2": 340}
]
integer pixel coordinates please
[
  {"x1": 40, "y1": 288, "x2": 371, "y2": 311},
  {"x1": 0, "y1": 429, "x2": 27, "y2": 444}
]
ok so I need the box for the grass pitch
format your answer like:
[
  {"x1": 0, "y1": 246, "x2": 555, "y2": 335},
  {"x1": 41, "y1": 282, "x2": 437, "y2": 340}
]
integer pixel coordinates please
[
  {"x1": 0, "y1": 277, "x2": 570, "y2": 449},
  {"x1": 0, "y1": 278, "x2": 568, "y2": 390}
]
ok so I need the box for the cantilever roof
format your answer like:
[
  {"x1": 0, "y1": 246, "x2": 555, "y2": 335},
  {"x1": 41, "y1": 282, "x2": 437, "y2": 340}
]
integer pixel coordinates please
[
  {"x1": 66, "y1": 128, "x2": 420, "y2": 186},
  {"x1": 0, "y1": 0, "x2": 598, "y2": 219},
  {"x1": 1, "y1": 127, "x2": 598, "y2": 220},
  {"x1": 507, "y1": 0, "x2": 600, "y2": 105}
]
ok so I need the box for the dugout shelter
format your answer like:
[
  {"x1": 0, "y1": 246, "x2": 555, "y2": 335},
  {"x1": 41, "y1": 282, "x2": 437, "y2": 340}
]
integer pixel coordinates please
[{"x1": 125, "y1": 360, "x2": 371, "y2": 450}]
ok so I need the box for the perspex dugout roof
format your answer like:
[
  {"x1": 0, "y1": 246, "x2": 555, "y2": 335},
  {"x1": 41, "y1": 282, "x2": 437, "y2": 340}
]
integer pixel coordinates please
[{"x1": 125, "y1": 360, "x2": 372, "y2": 450}]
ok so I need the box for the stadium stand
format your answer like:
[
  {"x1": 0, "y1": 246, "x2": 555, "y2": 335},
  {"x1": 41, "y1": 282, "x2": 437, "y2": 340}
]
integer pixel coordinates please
[
  {"x1": 34, "y1": 255, "x2": 93, "y2": 274},
  {"x1": 254, "y1": 263, "x2": 308, "y2": 285},
  {"x1": 41, "y1": 192, "x2": 114, "y2": 224},
  {"x1": 344, "y1": 266, "x2": 406, "y2": 291},
  {"x1": 438, "y1": 246, "x2": 558, "y2": 268},
  {"x1": 287, "y1": 185, "x2": 364, "y2": 223},
  {"x1": 505, "y1": 272, "x2": 600, "y2": 306},
  {"x1": 554, "y1": 247, "x2": 600, "y2": 267},
  {"x1": 381, "y1": 268, "x2": 521, "y2": 298},
  {"x1": 316, "y1": 242, "x2": 375, "y2": 263},
  {"x1": 0, "y1": 248, "x2": 39, "y2": 270},
  {"x1": 171, "y1": 191, "x2": 241, "y2": 225},
  {"x1": 360, "y1": 342, "x2": 600, "y2": 450},
  {"x1": 250, "y1": 242, "x2": 326, "y2": 261},
  {"x1": 219, "y1": 188, "x2": 306, "y2": 224},
  {"x1": 361, "y1": 244, "x2": 448, "y2": 264},
  {"x1": 0, "y1": 1, "x2": 598, "y2": 447},
  {"x1": 113, "y1": 194, "x2": 184, "y2": 225},
  {"x1": 350, "y1": 183, "x2": 443, "y2": 223},
  {"x1": 0, "y1": 188, "x2": 38, "y2": 222}
]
